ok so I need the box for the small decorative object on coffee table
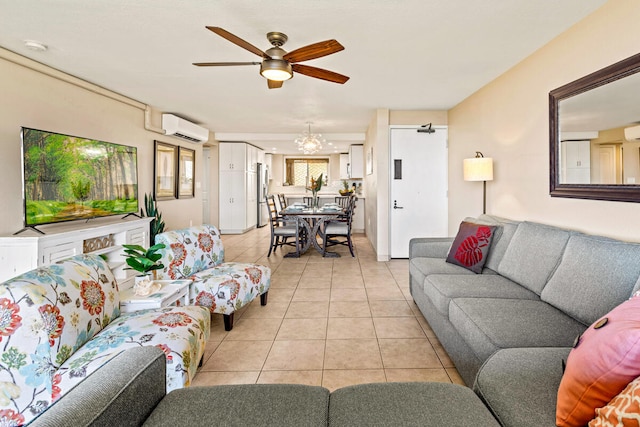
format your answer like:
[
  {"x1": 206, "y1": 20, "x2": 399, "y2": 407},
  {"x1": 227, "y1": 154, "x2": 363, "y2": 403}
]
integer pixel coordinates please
[
  {"x1": 120, "y1": 279, "x2": 192, "y2": 313},
  {"x1": 122, "y1": 243, "x2": 166, "y2": 295}
]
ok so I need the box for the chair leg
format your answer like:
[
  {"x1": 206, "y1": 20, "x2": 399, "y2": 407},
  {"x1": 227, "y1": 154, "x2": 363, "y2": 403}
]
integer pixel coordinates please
[
  {"x1": 260, "y1": 291, "x2": 268, "y2": 306},
  {"x1": 347, "y1": 235, "x2": 355, "y2": 257},
  {"x1": 223, "y1": 313, "x2": 234, "y2": 331}
]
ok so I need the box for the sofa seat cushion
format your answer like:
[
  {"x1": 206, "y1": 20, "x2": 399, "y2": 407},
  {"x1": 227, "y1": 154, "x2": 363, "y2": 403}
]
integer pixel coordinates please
[
  {"x1": 474, "y1": 347, "x2": 570, "y2": 427},
  {"x1": 329, "y1": 382, "x2": 500, "y2": 427},
  {"x1": 410, "y1": 257, "x2": 476, "y2": 287},
  {"x1": 58, "y1": 305, "x2": 210, "y2": 396},
  {"x1": 144, "y1": 384, "x2": 330, "y2": 427},
  {"x1": 497, "y1": 221, "x2": 571, "y2": 295},
  {"x1": 424, "y1": 274, "x2": 539, "y2": 317},
  {"x1": 189, "y1": 262, "x2": 271, "y2": 314},
  {"x1": 541, "y1": 233, "x2": 640, "y2": 326},
  {"x1": 449, "y1": 298, "x2": 586, "y2": 361}
]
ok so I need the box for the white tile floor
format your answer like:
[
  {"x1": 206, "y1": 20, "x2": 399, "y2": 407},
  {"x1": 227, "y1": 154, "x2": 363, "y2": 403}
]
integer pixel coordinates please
[{"x1": 192, "y1": 226, "x2": 464, "y2": 391}]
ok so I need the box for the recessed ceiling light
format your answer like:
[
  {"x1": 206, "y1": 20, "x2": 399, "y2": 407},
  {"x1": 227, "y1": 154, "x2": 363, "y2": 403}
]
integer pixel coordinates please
[{"x1": 24, "y1": 40, "x2": 48, "y2": 52}]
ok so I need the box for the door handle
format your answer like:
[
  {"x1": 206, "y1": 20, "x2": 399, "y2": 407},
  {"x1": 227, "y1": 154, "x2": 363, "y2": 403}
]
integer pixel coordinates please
[{"x1": 393, "y1": 200, "x2": 404, "y2": 209}]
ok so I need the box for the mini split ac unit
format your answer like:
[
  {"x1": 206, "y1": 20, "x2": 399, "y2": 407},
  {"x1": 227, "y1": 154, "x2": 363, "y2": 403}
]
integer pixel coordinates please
[
  {"x1": 624, "y1": 125, "x2": 640, "y2": 141},
  {"x1": 162, "y1": 114, "x2": 209, "y2": 143}
]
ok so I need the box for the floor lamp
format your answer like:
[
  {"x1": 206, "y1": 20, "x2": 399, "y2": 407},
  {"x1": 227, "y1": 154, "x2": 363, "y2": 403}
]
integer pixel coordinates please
[{"x1": 463, "y1": 152, "x2": 494, "y2": 214}]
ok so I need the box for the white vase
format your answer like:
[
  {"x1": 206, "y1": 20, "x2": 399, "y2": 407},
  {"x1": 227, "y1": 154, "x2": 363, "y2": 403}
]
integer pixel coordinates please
[{"x1": 134, "y1": 274, "x2": 152, "y2": 286}]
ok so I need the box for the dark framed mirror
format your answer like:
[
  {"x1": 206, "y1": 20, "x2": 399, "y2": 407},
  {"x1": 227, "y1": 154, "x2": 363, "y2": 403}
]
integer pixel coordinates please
[{"x1": 549, "y1": 52, "x2": 640, "y2": 202}]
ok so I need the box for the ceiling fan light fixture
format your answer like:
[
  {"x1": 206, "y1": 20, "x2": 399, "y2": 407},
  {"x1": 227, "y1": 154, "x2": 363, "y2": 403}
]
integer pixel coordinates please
[{"x1": 260, "y1": 59, "x2": 292, "y2": 81}]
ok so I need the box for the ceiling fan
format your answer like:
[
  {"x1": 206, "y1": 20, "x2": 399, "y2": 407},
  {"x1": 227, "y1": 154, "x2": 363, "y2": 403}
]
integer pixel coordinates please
[{"x1": 193, "y1": 26, "x2": 350, "y2": 89}]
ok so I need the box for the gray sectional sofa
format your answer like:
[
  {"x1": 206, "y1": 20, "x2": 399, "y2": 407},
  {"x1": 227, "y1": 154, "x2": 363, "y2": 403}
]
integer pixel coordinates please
[
  {"x1": 410, "y1": 214, "x2": 640, "y2": 426},
  {"x1": 32, "y1": 346, "x2": 502, "y2": 427}
]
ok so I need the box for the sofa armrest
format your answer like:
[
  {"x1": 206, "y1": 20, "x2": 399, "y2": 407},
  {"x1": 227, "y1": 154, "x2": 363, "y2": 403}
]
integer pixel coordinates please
[
  {"x1": 409, "y1": 237, "x2": 454, "y2": 259},
  {"x1": 31, "y1": 347, "x2": 166, "y2": 427}
]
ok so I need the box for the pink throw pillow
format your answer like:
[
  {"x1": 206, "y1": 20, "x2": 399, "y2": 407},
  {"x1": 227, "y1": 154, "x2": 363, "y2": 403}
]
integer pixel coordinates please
[{"x1": 556, "y1": 296, "x2": 640, "y2": 427}]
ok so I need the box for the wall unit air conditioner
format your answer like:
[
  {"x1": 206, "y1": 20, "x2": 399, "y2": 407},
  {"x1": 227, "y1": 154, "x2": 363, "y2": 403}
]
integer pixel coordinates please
[
  {"x1": 162, "y1": 114, "x2": 209, "y2": 143},
  {"x1": 624, "y1": 125, "x2": 640, "y2": 141}
]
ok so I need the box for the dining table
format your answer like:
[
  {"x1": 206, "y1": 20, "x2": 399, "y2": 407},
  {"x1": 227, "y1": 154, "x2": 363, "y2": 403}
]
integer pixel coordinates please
[{"x1": 280, "y1": 203, "x2": 346, "y2": 257}]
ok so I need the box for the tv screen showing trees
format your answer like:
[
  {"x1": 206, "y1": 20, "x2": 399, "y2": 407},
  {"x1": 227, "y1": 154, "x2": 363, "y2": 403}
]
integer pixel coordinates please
[{"x1": 22, "y1": 127, "x2": 138, "y2": 226}]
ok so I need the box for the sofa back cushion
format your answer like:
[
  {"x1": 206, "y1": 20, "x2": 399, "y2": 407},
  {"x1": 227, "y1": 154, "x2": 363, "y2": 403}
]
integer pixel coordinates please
[
  {"x1": 476, "y1": 215, "x2": 520, "y2": 272},
  {"x1": 155, "y1": 224, "x2": 224, "y2": 280},
  {"x1": 497, "y1": 221, "x2": 571, "y2": 295},
  {"x1": 0, "y1": 254, "x2": 120, "y2": 424},
  {"x1": 541, "y1": 234, "x2": 640, "y2": 325}
]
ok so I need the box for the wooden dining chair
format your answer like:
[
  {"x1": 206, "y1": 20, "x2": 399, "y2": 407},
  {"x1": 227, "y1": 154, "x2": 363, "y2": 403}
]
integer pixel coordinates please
[
  {"x1": 335, "y1": 196, "x2": 350, "y2": 208},
  {"x1": 266, "y1": 195, "x2": 302, "y2": 257},
  {"x1": 302, "y1": 196, "x2": 314, "y2": 207},
  {"x1": 322, "y1": 196, "x2": 356, "y2": 257},
  {"x1": 277, "y1": 194, "x2": 288, "y2": 212}
]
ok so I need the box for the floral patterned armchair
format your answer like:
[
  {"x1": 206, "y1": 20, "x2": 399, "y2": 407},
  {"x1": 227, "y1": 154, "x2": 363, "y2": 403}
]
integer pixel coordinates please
[
  {"x1": 155, "y1": 224, "x2": 271, "y2": 331},
  {"x1": 0, "y1": 254, "x2": 210, "y2": 426}
]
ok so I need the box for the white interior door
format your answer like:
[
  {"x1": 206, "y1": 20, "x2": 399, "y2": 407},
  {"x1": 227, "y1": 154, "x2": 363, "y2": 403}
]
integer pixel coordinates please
[{"x1": 390, "y1": 127, "x2": 448, "y2": 258}]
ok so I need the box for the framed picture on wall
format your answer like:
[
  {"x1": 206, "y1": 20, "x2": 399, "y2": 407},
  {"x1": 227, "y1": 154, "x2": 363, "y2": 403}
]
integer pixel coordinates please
[
  {"x1": 154, "y1": 141, "x2": 177, "y2": 200},
  {"x1": 178, "y1": 147, "x2": 195, "y2": 198},
  {"x1": 366, "y1": 146, "x2": 373, "y2": 175}
]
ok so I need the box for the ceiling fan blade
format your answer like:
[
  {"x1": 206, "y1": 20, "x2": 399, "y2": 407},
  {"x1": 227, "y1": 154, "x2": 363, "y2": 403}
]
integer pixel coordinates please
[
  {"x1": 267, "y1": 80, "x2": 284, "y2": 89},
  {"x1": 193, "y1": 61, "x2": 261, "y2": 67},
  {"x1": 284, "y1": 40, "x2": 344, "y2": 63},
  {"x1": 206, "y1": 26, "x2": 270, "y2": 59},
  {"x1": 292, "y1": 64, "x2": 350, "y2": 84}
]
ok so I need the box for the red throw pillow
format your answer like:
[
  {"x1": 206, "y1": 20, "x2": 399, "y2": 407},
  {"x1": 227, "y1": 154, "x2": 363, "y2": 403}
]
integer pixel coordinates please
[
  {"x1": 445, "y1": 221, "x2": 496, "y2": 273},
  {"x1": 556, "y1": 296, "x2": 640, "y2": 427}
]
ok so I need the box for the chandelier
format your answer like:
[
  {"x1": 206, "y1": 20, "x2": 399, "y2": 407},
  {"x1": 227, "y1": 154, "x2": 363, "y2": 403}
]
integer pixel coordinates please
[{"x1": 295, "y1": 122, "x2": 325, "y2": 154}]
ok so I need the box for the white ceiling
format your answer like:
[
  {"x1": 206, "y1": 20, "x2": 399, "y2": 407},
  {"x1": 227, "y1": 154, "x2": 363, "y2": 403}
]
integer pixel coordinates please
[{"x1": 0, "y1": 0, "x2": 606, "y2": 154}]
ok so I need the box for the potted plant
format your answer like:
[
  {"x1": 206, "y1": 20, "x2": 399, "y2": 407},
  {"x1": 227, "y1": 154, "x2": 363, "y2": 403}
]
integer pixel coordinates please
[
  {"x1": 122, "y1": 243, "x2": 166, "y2": 293},
  {"x1": 306, "y1": 173, "x2": 324, "y2": 208}
]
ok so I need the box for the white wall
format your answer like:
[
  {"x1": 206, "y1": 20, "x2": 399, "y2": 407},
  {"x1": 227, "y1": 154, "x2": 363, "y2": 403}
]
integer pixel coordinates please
[
  {"x1": 448, "y1": 0, "x2": 640, "y2": 242},
  {"x1": 0, "y1": 48, "x2": 203, "y2": 235}
]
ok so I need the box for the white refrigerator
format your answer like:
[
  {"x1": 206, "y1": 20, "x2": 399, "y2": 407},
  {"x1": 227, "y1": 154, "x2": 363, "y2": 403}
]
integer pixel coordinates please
[{"x1": 257, "y1": 163, "x2": 269, "y2": 227}]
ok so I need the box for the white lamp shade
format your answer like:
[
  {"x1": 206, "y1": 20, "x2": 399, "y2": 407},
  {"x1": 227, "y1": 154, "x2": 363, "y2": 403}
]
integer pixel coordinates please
[{"x1": 463, "y1": 157, "x2": 494, "y2": 181}]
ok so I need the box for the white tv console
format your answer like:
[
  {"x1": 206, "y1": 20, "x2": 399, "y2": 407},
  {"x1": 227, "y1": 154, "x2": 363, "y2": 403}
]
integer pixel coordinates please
[{"x1": 0, "y1": 217, "x2": 152, "y2": 285}]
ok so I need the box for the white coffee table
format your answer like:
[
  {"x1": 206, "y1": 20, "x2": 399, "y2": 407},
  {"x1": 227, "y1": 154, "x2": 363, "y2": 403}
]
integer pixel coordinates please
[{"x1": 119, "y1": 279, "x2": 192, "y2": 313}]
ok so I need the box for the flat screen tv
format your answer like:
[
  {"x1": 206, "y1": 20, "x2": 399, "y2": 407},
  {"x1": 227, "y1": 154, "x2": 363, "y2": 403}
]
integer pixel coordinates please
[{"x1": 21, "y1": 127, "x2": 138, "y2": 229}]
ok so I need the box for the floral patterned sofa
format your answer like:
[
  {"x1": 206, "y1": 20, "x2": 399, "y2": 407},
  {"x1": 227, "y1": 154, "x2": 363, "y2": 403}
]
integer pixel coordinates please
[
  {"x1": 0, "y1": 254, "x2": 210, "y2": 426},
  {"x1": 155, "y1": 224, "x2": 271, "y2": 331}
]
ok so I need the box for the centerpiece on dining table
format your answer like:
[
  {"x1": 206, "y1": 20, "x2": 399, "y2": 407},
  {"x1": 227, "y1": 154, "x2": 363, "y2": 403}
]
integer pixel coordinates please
[{"x1": 306, "y1": 173, "x2": 323, "y2": 208}]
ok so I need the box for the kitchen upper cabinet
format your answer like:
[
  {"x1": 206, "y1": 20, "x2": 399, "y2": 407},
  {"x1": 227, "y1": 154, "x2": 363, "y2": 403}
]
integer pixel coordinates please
[
  {"x1": 246, "y1": 144, "x2": 259, "y2": 172},
  {"x1": 339, "y1": 153, "x2": 349, "y2": 179},
  {"x1": 219, "y1": 143, "x2": 246, "y2": 171},
  {"x1": 349, "y1": 145, "x2": 364, "y2": 179}
]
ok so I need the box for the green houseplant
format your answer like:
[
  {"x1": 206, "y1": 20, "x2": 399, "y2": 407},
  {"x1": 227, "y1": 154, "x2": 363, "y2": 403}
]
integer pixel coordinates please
[
  {"x1": 122, "y1": 243, "x2": 166, "y2": 282},
  {"x1": 140, "y1": 193, "x2": 165, "y2": 244}
]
